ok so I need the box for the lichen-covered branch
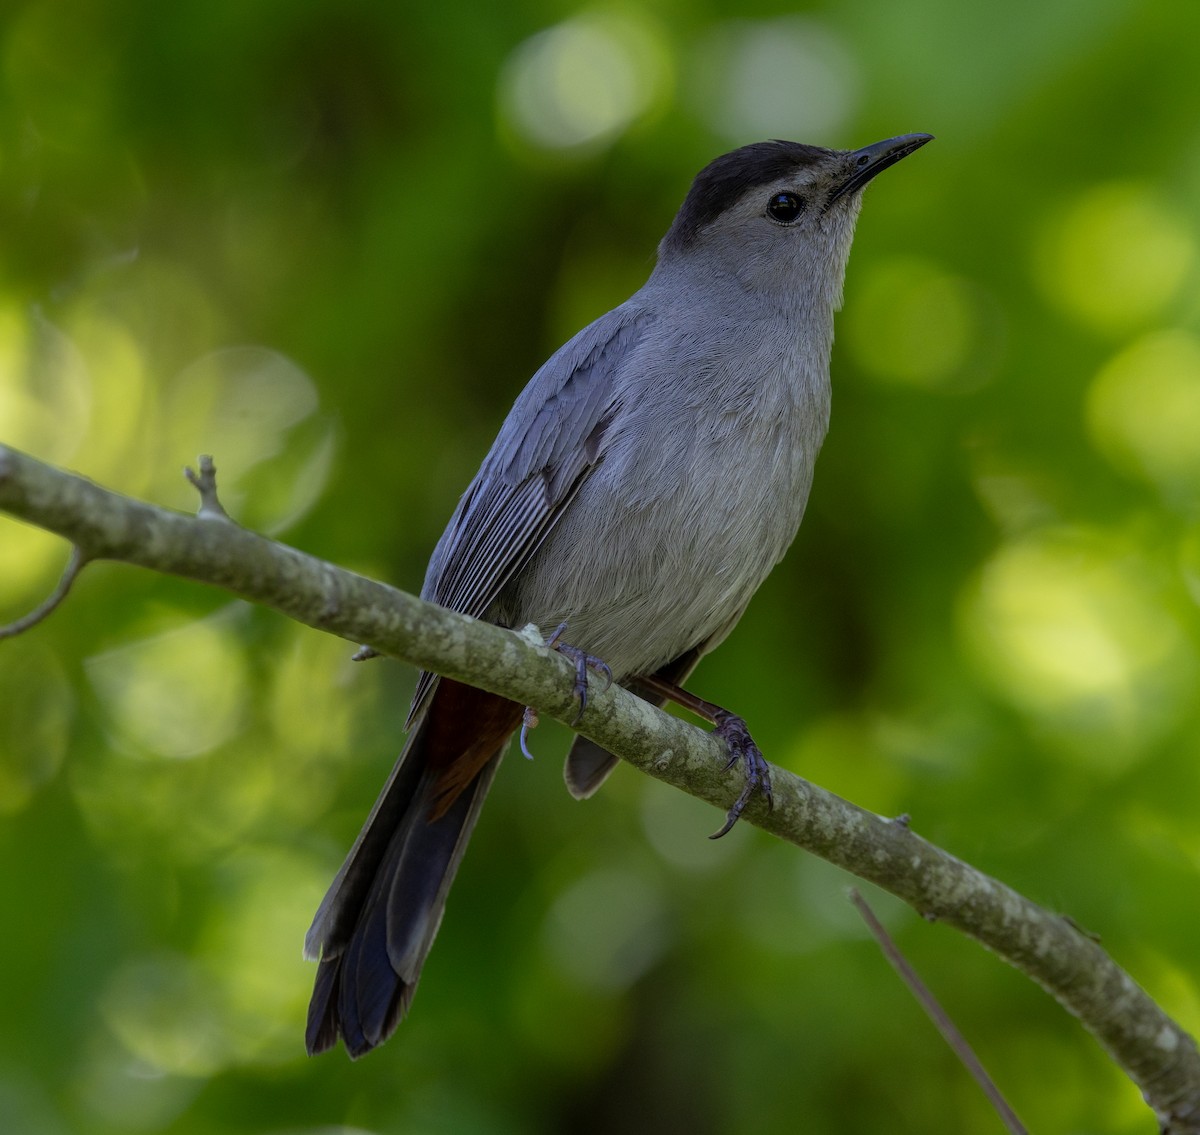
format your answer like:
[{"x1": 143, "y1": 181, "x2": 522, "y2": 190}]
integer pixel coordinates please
[{"x1": 1, "y1": 441, "x2": 1197, "y2": 1131}]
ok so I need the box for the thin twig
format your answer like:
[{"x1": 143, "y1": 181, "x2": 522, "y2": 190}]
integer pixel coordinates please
[
  {"x1": 0, "y1": 546, "x2": 88, "y2": 639},
  {"x1": 184, "y1": 454, "x2": 233, "y2": 521},
  {"x1": 849, "y1": 889, "x2": 1028, "y2": 1135}
]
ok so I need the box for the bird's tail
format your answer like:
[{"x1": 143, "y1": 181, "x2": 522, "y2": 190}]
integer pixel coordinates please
[{"x1": 304, "y1": 679, "x2": 522, "y2": 1057}]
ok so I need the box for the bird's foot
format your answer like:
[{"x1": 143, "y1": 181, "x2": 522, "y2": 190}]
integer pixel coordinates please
[
  {"x1": 709, "y1": 711, "x2": 773, "y2": 840},
  {"x1": 545, "y1": 621, "x2": 613, "y2": 723},
  {"x1": 520, "y1": 623, "x2": 613, "y2": 759}
]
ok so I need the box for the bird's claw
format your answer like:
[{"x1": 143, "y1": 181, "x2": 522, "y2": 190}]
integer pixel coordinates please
[
  {"x1": 545, "y1": 621, "x2": 612, "y2": 724},
  {"x1": 709, "y1": 711, "x2": 773, "y2": 839},
  {"x1": 520, "y1": 624, "x2": 613, "y2": 758}
]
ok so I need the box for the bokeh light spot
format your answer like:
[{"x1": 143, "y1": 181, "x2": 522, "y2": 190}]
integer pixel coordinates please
[
  {"x1": 1087, "y1": 329, "x2": 1200, "y2": 506},
  {"x1": 844, "y1": 257, "x2": 983, "y2": 389},
  {"x1": 63, "y1": 308, "x2": 152, "y2": 486},
  {"x1": 543, "y1": 868, "x2": 669, "y2": 990},
  {"x1": 73, "y1": 1038, "x2": 201, "y2": 1133},
  {"x1": 100, "y1": 953, "x2": 228, "y2": 1077},
  {"x1": 639, "y1": 779, "x2": 740, "y2": 871},
  {"x1": 0, "y1": 520, "x2": 74, "y2": 608},
  {"x1": 86, "y1": 610, "x2": 249, "y2": 760},
  {"x1": 961, "y1": 529, "x2": 1194, "y2": 763},
  {"x1": 691, "y1": 17, "x2": 859, "y2": 142},
  {"x1": 160, "y1": 346, "x2": 334, "y2": 534},
  {"x1": 0, "y1": 303, "x2": 92, "y2": 461},
  {"x1": 498, "y1": 10, "x2": 670, "y2": 151},
  {"x1": 268, "y1": 630, "x2": 358, "y2": 759},
  {"x1": 166, "y1": 347, "x2": 316, "y2": 462},
  {"x1": 0, "y1": 296, "x2": 160, "y2": 500},
  {"x1": 1034, "y1": 182, "x2": 1194, "y2": 332},
  {"x1": 196, "y1": 847, "x2": 329, "y2": 1063}
]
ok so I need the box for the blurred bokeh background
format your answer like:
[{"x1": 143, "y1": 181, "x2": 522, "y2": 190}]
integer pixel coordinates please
[{"x1": 1, "y1": 1, "x2": 1199, "y2": 1132}]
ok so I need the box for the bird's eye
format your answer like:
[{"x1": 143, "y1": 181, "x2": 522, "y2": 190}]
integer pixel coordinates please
[{"x1": 766, "y1": 192, "x2": 805, "y2": 224}]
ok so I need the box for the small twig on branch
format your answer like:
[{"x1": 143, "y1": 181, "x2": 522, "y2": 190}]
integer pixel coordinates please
[
  {"x1": 850, "y1": 889, "x2": 1028, "y2": 1135},
  {"x1": 184, "y1": 454, "x2": 234, "y2": 521},
  {"x1": 0, "y1": 545, "x2": 88, "y2": 640}
]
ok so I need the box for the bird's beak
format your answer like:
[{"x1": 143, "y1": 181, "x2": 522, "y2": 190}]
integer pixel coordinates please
[{"x1": 829, "y1": 133, "x2": 934, "y2": 204}]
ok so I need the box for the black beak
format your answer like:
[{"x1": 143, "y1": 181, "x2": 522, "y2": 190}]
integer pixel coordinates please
[{"x1": 828, "y1": 133, "x2": 933, "y2": 205}]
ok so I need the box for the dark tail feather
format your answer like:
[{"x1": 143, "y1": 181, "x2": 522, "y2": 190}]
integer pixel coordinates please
[
  {"x1": 563, "y1": 736, "x2": 622, "y2": 799},
  {"x1": 305, "y1": 680, "x2": 519, "y2": 1057}
]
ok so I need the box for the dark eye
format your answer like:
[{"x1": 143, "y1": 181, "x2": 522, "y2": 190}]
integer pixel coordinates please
[{"x1": 766, "y1": 192, "x2": 805, "y2": 224}]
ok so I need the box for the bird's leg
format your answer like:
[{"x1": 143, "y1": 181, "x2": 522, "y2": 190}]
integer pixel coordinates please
[
  {"x1": 544, "y1": 621, "x2": 613, "y2": 723},
  {"x1": 521, "y1": 623, "x2": 614, "y2": 759},
  {"x1": 637, "y1": 674, "x2": 773, "y2": 839}
]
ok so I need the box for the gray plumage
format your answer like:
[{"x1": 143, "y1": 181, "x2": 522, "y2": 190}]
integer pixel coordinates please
[
  {"x1": 426, "y1": 141, "x2": 869, "y2": 690},
  {"x1": 305, "y1": 134, "x2": 932, "y2": 1057}
]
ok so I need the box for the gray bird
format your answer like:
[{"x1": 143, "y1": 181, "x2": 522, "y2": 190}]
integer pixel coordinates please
[{"x1": 304, "y1": 133, "x2": 933, "y2": 1057}]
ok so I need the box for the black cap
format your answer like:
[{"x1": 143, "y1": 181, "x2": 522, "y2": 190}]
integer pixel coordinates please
[{"x1": 663, "y1": 141, "x2": 833, "y2": 253}]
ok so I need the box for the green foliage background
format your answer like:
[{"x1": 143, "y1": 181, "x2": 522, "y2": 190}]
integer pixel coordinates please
[{"x1": 2, "y1": 1, "x2": 1199, "y2": 1132}]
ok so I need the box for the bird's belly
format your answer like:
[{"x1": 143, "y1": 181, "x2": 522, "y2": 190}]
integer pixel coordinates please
[{"x1": 499, "y1": 425, "x2": 815, "y2": 679}]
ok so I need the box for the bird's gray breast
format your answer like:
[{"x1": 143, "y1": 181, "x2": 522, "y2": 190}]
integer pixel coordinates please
[{"x1": 499, "y1": 312, "x2": 832, "y2": 679}]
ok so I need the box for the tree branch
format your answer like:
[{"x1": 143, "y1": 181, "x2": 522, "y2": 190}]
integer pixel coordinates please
[{"x1": 2, "y1": 441, "x2": 1198, "y2": 1131}]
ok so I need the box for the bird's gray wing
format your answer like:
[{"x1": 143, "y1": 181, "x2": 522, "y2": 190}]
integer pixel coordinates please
[{"x1": 407, "y1": 304, "x2": 653, "y2": 725}]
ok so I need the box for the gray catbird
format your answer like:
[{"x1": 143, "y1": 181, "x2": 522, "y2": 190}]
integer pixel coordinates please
[{"x1": 305, "y1": 133, "x2": 933, "y2": 1057}]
